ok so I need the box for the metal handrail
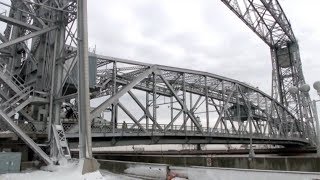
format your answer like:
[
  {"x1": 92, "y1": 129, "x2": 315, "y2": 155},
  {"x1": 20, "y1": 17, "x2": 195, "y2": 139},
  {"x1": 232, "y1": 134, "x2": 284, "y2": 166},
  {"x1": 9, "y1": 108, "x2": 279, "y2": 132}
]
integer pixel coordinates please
[{"x1": 0, "y1": 64, "x2": 26, "y2": 91}]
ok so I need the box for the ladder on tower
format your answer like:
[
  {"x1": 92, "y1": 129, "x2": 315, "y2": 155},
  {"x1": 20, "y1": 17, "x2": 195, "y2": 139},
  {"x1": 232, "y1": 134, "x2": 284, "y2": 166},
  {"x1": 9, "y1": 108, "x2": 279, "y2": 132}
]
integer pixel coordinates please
[{"x1": 52, "y1": 125, "x2": 71, "y2": 160}]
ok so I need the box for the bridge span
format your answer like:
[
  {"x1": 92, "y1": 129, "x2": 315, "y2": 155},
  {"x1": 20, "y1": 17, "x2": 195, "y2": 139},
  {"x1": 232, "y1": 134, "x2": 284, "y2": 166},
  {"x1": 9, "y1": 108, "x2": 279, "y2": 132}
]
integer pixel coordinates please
[
  {"x1": 0, "y1": 0, "x2": 318, "y2": 164},
  {"x1": 67, "y1": 55, "x2": 312, "y2": 148},
  {"x1": 66, "y1": 124, "x2": 309, "y2": 148},
  {"x1": 0, "y1": 54, "x2": 314, "y2": 150}
]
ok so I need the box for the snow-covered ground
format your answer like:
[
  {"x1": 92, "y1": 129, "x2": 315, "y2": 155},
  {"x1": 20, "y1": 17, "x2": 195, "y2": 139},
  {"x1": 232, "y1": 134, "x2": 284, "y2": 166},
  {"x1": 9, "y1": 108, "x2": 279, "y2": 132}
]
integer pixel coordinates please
[{"x1": 0, "y1": 160, "x2": 139, "y2": 180}]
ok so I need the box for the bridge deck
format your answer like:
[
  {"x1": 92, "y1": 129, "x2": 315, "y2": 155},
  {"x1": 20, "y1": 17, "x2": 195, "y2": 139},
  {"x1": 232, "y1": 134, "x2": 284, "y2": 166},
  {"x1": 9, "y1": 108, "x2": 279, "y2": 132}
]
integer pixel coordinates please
[{"x1": 65, "y1": 123, "x2": 309, "y2": 148}]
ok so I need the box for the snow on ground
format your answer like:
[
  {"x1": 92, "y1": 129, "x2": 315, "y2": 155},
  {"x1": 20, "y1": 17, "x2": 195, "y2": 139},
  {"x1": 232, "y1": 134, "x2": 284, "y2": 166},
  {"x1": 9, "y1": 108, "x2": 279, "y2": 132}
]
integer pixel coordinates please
[{"x1": 0, "y1": 160, "x2": 137, "y2": 180}]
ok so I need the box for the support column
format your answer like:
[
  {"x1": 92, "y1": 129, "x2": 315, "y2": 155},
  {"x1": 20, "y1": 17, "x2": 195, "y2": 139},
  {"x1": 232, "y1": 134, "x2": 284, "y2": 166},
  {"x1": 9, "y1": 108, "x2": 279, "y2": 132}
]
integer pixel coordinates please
[
  {"x1": 190, "y1": 90, "x2": 193, "y2": 131},
  {"x1": 50, "y1": 11, "x2": 66, "y2": 161},
  {"x1": 152, "y1": 72, "x2": 157, "y2": 131},
  {"x1": 146, "y1": 76, "x2": 150, "y2": 130},
  {"x1": 77, "y1": 0, "x2": 98, "y2": 174},
  {"x1": 182, "y1": 73, "x2": 187, "y2": 134},
  {"x1": 111, "y1": 62, "x2": 118, "y2": 133},
  {"x1": 78, "y1": 0, "x2": 92, "y2": 160},
  {"x1": 205, "y1": 76, "x2": 209, "y2": 134},
  {"x1": 170, "y1": 96, "x2": 173, "y2": 130},
  {"x1": 146, "y1": 92, "x2": 149, "y2": 130}
]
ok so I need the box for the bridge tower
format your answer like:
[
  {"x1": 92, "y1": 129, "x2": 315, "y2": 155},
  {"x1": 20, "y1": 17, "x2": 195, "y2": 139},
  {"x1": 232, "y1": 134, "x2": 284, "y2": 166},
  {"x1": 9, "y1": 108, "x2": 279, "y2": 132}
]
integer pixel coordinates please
[
  {"x1": 0, "y1": 0, "x2": 77, "y2": 164},
  {"x1": 221, "y1": 0, "x2": 315, "y2": 140}
]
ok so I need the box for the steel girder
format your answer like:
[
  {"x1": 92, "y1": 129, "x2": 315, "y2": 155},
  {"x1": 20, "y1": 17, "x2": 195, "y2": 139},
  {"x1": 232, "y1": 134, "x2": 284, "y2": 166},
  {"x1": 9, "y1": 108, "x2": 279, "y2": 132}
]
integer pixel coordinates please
[
  {"x1": 220, "y1": 0, "x2": 295, "y2": 47},
  {"x1": 220, "y1": 0, "x2": 315, "y2": 142}
]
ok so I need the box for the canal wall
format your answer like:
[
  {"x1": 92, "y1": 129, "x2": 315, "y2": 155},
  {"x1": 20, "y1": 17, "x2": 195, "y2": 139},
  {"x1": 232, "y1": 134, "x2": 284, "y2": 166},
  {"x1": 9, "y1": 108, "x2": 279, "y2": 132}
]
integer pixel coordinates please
[
  {"x1": 92, "y1": 154, "x2": 320, "y2": 172},
  {"x1": 98, "y1": 159, "x2": 168, "y2": 179},
  {"x1": 97, "y1": 159, "x2": 320, "y2": 180}
]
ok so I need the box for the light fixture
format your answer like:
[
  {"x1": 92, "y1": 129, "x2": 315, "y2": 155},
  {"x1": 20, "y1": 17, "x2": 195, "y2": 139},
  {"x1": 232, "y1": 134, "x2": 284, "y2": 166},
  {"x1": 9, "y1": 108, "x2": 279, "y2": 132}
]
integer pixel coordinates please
[
  {"x1": 299, "y1": 84, "x2": 311, "y2": 93},
  {"x1": 288, "y1": 86, "x2": 299, "y2": 94},
  {"x1": 313, "y1": 81, "x2": 320, "y2": 95}
]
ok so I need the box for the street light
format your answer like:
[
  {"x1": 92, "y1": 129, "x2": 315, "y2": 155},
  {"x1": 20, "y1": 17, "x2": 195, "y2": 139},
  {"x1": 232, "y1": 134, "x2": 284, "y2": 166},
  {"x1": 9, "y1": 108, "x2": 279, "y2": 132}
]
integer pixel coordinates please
[
  {"x1": 313, "y1": 81, "x2": 320, "y2": 96},
  {"x1": 299, "y1": 84, "x2": 311, "y2": 93},
  {"x1": 288, "y1": 86, "x2": 299, "y2": 94}
]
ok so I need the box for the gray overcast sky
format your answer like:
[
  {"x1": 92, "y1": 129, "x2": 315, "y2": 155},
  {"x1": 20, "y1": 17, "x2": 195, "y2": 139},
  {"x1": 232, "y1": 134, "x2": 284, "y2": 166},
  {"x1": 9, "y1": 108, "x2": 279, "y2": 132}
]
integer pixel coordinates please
[{"x1": 87, "y1": 0, "x2": 320, "y2": 99}]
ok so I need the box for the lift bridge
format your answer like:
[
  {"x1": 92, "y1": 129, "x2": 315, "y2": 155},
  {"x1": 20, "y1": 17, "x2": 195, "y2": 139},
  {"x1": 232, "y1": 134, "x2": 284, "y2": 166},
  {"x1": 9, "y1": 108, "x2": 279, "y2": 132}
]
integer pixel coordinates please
[{"x1": 0, "y1": 0, "x2": 317, "y2": 164}]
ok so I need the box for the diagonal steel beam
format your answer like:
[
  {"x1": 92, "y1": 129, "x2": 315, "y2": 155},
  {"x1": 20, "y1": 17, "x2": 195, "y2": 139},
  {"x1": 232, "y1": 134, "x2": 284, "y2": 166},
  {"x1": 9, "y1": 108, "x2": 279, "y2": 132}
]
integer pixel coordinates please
[
  {"x1": 210, "y1": 98, "x2": 221, "y2": 116},
  {"x1": 158, "y1": 72, "x2": 203, "y2": 133},
  {"x1": 22, "y1": 1, "x2": 46, "y2": 28},
  {"x1": 0, "y1": 14, "x2": 42, "y2": 31},
  {"x1": 191, "y1": 96, "x2": 202, "y2": 112},
  {"x1": 90, "y1": 66, "x2": 155, "y2": 119},
  {"x1": 0, "y1": 26, "x2": 58, "y2": 50},
  {"x1": 0, "y1": 33, "x2": 9, "y2": 44},
  {"x1": 164, "y1": 110, "x2": 183, "y2": 131},
  {"x1": 237, "y1": 85, "x2": 253, "y2": 134},
  {"x1": 213, "y1": 86, "x2": 236, "y2": 130},
  {"x1": 214, "y1": 87, "x2": 235, "y2": 129},
  {"x1": 0, "y1": 109, "x2": 52, "y2": 165},
  {"x1": 118, "y1": 102, "x2": 147, "y2": 133},
  {"x1": 58, "y1": 55, "x2": 78, "y2": 95},
  {"x1": 128, "y1": 90, "x2": 162, "y2": 130},
  {"x1": 129, "y1": 114, "x2": 146, "y2": 130}
]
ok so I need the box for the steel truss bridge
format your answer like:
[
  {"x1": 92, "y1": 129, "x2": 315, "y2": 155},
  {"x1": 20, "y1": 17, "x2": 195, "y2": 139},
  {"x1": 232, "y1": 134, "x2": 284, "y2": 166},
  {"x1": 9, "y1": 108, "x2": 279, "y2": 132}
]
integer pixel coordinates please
[{"x1": 0, "y1": 0, "x2": 317, "y2": 164}]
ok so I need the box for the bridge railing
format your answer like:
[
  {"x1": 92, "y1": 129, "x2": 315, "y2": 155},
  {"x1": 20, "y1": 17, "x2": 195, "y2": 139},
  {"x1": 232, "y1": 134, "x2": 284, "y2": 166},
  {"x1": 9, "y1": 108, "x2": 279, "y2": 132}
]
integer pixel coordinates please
[{"x1": 0, "y1": 120, "x2": 46, "y2": 134}]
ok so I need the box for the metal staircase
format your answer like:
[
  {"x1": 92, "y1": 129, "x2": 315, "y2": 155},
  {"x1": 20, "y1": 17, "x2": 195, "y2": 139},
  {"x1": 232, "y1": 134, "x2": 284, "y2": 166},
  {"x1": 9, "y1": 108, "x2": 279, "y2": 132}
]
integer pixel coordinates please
[
  {"x1": 0, "y1": 63, "x2": 53, "y2": 164},
  {"x1": 0, "y1": 64, "x2": 25, "y2": 93},
  {"x1": 0, "y1": 64, "x2": 35, "y2": 118},
  {"x1": 0, "y1": 60, "x2": 70, "y2": 163},
  {"x1": 52, "y1": 124, "x2": 71, "y2": 160},
  {"x1": 2, "y1": 87, "x2": 31, "y2": 115}
]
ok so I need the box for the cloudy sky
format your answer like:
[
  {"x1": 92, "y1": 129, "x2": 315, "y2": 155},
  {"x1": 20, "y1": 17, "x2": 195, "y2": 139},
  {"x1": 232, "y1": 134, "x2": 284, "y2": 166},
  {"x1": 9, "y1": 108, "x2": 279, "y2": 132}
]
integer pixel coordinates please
[{"x1": 87, "y1": 0, "x2": 320, "y2": 100}]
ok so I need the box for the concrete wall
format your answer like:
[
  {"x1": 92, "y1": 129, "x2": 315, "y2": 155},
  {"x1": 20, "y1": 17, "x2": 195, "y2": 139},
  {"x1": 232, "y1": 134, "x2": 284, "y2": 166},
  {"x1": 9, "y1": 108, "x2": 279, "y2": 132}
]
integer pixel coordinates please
[
  {"x1": 97, "y1": 159, "x2": 320, "y2": 180},
  {"x1": 0, "y1": 144, "x2": 32, "y2": 161},
  {"x1": 176, "y1": 166, "x2": 320, "y2": 180},
  {"x1": 0, "y1": 152, "x2": 21, "y2": 174},
  {"x1": 93, "y1": 154, "x2": 320, "y2": 172}
]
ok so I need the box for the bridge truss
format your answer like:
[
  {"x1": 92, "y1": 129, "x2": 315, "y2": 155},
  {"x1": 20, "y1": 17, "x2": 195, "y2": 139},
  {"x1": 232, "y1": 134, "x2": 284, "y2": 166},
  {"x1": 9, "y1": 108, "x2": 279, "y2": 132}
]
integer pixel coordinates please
[
  {"x1": 66, "y1": 55, "x2": 310, "y2": 148},
  {"x1": 0, "y1": 0, "x2": 317, "y2": 164}
]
